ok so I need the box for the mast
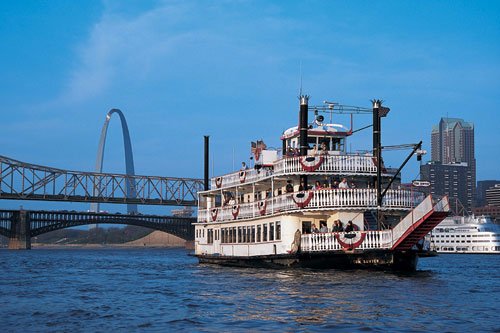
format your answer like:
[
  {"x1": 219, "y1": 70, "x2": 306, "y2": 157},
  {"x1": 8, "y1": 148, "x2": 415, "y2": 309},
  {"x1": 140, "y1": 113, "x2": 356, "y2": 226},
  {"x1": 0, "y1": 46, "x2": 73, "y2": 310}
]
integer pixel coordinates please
[{"x1": 372, "y1": 99, "x2": 390, "y2": 229}]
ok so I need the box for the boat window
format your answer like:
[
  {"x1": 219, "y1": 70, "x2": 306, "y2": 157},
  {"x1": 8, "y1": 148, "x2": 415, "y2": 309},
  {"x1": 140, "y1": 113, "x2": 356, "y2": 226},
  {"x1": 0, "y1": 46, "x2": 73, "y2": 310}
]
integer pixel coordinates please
[
  {"x1": 251, "y1": 225, "x2": 256, "y2": 243},
  {"x1": 270, "y1": 222, "x2": 275, "y2": 241},
  {"x1": 247, "y1": 227, "x2": 251, "y2": 243},
  {"x1": 263, "y1": 224, "x2": 268, "y2": 242},
  {"x1": 232, "y1": 227, "x2": 236, "y2": 243},
  {"x1": 276, "y1": 221, "x2": 281, "y2": 240},
  {"x1": 302, "y1": 221, "x2": 312, "y2": 234},
  {"x1": 242, "y1": 226, "x2": 247, "y2": 243},
  {"x1": 238, "y1": 227, "x2": 242, "y2": 243},
  {"x1": 308, "y1": 137, "x2": 318, "y2": 146},
  {"x1": 257, "y1": 225, "x2": 262, "y2": 242}
]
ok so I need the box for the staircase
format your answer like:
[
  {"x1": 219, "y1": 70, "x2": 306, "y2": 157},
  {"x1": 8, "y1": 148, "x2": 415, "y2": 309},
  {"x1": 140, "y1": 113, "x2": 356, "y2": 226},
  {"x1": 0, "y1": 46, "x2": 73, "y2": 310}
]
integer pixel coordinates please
[
  {"x1": 390, "y1": 196, "x2": 450, "y2": 251},
  {"x1": 363, "y1": 211, "x2": 378, "y2": 231}
]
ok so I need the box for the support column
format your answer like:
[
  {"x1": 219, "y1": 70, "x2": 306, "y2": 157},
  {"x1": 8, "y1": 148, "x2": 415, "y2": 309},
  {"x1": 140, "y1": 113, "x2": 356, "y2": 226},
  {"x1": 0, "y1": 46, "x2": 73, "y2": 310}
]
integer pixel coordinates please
[{"x1": 9, "y1": 210, "x2": 31, "y2": 250}]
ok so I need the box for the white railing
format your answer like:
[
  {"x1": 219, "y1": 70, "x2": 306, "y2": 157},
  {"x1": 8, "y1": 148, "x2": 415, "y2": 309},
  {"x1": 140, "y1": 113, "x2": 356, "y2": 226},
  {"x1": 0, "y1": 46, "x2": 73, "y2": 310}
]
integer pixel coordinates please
[
  {"x1": 390, "y1": 195, "x2": 434, "y2": 248},
  {"x1": 388, "y1": 195, "x2": 450, "y2": 248},
  {"x1": 274, "y1": 154, "x2": 378, "y2": 175},
  {"x1": 300, "y1": 230, "x2": 393, "y2": 252},
  {"x1": 210, "y1": 154, "x2": 396, "y2": 189},
  {"x1": 210, "y1": 168, "x2": 274, "y2": 189},
  {"x1": 197, "y1": 189, "x2": 425, "y2": 223}
]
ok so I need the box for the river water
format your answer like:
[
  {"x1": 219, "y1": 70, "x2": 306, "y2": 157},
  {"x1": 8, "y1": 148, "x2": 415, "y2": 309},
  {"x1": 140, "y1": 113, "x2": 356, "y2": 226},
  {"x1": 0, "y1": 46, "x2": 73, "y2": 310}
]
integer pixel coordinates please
[{"x1": 0, "y1": 248, "x2": 498, "y2": 332}]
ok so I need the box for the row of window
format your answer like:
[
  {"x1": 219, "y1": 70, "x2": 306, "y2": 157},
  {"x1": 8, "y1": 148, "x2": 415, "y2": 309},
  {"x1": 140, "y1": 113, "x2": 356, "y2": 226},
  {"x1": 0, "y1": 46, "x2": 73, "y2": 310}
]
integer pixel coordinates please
[
  {"x1": 434, "y1": 234, "x2": 498, "y2": 238},
  {"x1": 197, "y1": 222, "x2": 282, "y2": 245},
  {"x1": 436, "y1": 246, "x2": 500, "y2": 251},
  {"x1": 221, "y1": 222, "x2": 281, "y2": 244},
  {"x1": 434, "y1": 240, "x2": 495, "y2": 243}
]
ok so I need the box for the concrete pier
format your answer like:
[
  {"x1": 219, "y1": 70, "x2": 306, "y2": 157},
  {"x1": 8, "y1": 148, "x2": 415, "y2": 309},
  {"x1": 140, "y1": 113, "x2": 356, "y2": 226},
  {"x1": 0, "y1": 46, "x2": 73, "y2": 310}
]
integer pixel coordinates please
[{"x1": 8, "y1": 210, "x2": 31, "y2": 250}]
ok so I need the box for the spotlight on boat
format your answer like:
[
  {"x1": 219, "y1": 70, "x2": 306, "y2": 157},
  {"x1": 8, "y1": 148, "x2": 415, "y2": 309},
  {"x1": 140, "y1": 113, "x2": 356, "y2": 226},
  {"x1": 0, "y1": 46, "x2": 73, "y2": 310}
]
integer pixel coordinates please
[{"x1": 416, "y1": 149, "x2": 427, "y2": 161}]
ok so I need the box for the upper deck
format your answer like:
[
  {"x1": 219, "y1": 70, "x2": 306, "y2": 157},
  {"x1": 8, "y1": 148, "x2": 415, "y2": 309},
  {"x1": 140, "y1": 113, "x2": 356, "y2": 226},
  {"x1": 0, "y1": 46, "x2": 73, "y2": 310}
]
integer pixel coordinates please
[
  {"x1": 209, "y1": 152, "x2": 396, "y2": 190},
  {"x1": 198, "y1": 187, "x2": 424, "y2": 223},
  {"x1": 198, "y1": 97, "x2": 422, "y2": 225}
]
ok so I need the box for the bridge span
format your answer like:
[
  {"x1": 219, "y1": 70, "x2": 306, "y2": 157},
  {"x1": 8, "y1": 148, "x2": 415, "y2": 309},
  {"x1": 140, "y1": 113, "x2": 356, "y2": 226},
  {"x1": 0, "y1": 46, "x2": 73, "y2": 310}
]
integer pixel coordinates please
[
  {"x1": 0, "y1": 209, "x2": 196, "y2": 249},
  {"x1": 0, "y1": 154, "x2": 204, "y2": 206}
]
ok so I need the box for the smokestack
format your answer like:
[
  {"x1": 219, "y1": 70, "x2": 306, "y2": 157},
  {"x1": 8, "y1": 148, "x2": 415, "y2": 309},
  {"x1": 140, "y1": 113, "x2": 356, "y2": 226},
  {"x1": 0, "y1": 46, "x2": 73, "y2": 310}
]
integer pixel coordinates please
[
  {"x1": 299, "y1": 95, "x2": 309, "y2": 156},
  {"x1": 299, "y1": 95, "x2": 309, "y2": 190},
  {"x1": 372, "y1": 100, "x2": 383, "y2": 213},
  {"x1": 204, "y1": 135, "x2": 209, "y2": 191}
]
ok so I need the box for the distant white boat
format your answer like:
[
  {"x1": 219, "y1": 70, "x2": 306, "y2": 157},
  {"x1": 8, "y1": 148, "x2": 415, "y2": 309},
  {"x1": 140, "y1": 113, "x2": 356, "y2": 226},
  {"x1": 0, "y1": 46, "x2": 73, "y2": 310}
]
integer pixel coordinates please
[
  {"x1": 426, "y1": 215, "x2": 500, "y2": 254},
  {"x1": 171, "y1": 207, "x2": 194, "y2": 218}
]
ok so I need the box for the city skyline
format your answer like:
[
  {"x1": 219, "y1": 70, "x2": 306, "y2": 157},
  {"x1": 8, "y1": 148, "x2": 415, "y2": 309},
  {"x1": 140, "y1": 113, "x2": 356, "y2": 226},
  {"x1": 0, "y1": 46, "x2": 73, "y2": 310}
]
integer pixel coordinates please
[{"x1": 1, "y1": 1, "x2": 499, "y2": 213}]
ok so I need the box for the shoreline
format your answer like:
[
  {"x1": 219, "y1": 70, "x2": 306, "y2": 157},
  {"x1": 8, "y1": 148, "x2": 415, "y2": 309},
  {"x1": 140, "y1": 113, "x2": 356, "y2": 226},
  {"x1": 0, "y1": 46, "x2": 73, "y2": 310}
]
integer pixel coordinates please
[{"x1": 32, "y1": 243, "x2": 186, "y2": 249}]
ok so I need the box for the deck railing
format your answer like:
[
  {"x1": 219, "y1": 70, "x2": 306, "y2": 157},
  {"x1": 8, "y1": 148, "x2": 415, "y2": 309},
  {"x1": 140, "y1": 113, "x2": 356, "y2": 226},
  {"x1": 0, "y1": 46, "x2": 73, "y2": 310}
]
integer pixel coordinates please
[
  {"x1": 210, "y1": 154, "x2": 395, "y2": 189},
  {"x1": 197, "y1": 188, "x2": 425, "y2": 223},
  {"x1": 300, "y1": 230, "x2": 393, "y2": 252}
]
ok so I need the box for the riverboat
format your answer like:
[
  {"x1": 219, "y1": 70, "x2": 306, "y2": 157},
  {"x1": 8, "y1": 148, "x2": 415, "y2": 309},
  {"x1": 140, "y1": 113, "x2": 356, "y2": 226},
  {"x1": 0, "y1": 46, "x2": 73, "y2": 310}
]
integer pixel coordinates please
[
  {"x1": 194, "y1": 96, "x2": 450, "y2": 271},
  {"x1": 426, "y1": 215, "x2": 500, "y2": 254}
]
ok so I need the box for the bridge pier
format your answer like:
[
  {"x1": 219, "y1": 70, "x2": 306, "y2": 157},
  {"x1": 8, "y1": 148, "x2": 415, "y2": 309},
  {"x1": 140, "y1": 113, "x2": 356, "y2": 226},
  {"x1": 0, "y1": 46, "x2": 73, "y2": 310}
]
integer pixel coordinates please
[{"x1": 8, "y1": 211, "x2": 31, "y2": 250}]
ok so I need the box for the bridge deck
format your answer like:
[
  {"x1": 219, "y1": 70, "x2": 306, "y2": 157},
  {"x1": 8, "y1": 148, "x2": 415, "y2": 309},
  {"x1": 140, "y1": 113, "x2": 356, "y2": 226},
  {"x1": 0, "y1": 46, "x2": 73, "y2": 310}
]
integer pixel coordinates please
[{"x1": 0, "y1": 154, "x2": 203, "y2": 206}]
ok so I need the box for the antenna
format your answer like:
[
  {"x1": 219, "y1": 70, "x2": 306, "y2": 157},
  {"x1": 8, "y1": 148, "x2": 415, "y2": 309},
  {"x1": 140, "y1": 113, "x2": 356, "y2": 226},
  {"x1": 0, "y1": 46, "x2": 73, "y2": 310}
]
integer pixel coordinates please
[{"x1": 299, "y1": 61, "x2": 303, "y2": 96}]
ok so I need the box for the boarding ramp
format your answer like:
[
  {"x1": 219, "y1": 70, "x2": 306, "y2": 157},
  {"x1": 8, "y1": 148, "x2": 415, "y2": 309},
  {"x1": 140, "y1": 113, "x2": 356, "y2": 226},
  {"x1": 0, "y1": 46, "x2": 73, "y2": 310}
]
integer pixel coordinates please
[{"x1": 389, "y1": 195, "x2": 450, "y2": 250}]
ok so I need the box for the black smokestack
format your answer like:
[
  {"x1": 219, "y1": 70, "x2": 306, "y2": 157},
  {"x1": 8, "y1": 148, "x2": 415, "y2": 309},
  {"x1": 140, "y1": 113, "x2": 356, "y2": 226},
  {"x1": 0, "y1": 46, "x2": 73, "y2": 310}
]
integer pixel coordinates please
[
  {"x1": 299, "y1": 95, "x2": 309, "y2": 156},
  {"x1": 372, "y1": 100, "x2": 382, "y2": 207},
  {"x1": 204, "y1": 135, "x2": 209, "y2": 191},
  {"x1": 299, "y1": 95, "x2": 309, "y2": 190}
]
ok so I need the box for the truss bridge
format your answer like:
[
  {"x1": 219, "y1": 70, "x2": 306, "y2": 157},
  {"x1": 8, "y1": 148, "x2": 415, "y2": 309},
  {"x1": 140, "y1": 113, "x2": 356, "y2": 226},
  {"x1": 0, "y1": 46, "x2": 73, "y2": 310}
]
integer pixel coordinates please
[{"x1": 0, "y1": 155, "x2": 204, "y2": 206}]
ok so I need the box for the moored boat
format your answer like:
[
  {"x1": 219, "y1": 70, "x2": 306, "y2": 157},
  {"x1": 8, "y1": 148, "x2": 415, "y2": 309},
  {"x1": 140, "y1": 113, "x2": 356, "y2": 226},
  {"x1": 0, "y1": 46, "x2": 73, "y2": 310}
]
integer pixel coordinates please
[
  {"x1": 426, "y1": 215, "x2": 500, "y2": 254},
  {"x1": 194, "y1": 95, "x2": 450, "y2": 271}
]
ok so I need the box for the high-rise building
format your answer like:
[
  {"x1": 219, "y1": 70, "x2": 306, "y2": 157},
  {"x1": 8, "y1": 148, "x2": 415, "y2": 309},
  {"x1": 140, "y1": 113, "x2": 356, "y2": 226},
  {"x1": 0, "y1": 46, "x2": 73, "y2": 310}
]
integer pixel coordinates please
[
  {"x1": 421, "y1": 117, "x2": 475, "y2": 214},
  {"x1": 486, "y1": 184, "x2": 500, "y2": 207},
  {"x1": 420, "y1": 161, "x2": 473, "y2": 215},
  {"x1": 476, "y1": 180, "x2": 500, "y2": 207}
]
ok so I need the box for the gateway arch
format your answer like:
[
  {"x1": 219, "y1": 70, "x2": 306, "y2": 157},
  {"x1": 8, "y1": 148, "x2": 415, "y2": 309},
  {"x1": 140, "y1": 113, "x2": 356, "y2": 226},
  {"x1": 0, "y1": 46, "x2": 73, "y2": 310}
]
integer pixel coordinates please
[{"x1": 90, "y1": 109, "x2": 138, "y2": 214}]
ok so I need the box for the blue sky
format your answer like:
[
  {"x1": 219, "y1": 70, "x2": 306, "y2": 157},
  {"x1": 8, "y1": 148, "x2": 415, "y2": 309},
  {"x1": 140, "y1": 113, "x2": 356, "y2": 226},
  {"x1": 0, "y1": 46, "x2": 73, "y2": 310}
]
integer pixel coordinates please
[{"x1": 1, "y1": 0, "x2": 499, "y2": 213}]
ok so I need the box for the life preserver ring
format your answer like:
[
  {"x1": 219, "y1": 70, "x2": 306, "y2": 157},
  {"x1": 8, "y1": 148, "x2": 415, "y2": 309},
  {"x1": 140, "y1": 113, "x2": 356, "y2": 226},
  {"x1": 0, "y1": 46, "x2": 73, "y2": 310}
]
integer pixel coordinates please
[
  {"x1": 215, "y1": 177, "x2": 223, "y2": 188},
  {"x1": 239, "y1": 170, "x2": 246, "y2": 183},
  {"x1": 335, "y1": 231, "x2": 366, "y2": 250},
  {"x1": 291, "y1": 191, "x2": 314, "y2": 208},
  {"x1": 231, "y1": 205, "x2": 239, "y2": 219},
  {"x1": 258, "y1": 200, "x2": 267, "y2": 215},
  {"x1": 210, "y1": 208, "x2": 218, "y2": 222},
  {"x1": 299, "y1": 155, "x2": 324, "y2": 172}
]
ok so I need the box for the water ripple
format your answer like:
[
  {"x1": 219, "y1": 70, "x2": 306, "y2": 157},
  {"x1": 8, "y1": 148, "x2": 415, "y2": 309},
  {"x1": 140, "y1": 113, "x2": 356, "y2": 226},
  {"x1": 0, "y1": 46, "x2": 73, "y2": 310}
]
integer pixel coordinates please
[{"x1": 0, "y1": 248, "x2": 498, "y2": 332}]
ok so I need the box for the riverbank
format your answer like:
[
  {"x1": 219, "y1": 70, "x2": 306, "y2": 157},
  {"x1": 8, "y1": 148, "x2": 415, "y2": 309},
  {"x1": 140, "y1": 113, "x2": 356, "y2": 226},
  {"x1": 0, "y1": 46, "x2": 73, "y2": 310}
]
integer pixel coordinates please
[{"x1": 29, "y1": 230, "x2": 188, "y2": 249}]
